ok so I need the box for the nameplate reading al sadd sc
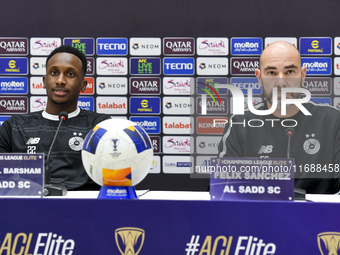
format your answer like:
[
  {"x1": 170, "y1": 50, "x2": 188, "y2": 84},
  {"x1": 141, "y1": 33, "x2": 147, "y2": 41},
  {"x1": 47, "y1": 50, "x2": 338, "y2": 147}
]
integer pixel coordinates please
[
  {"x1": 0, "y1": 153, "x2": 44, "y2": 197},
  {"x1": 210, "y1": 157, "x2": 294, "y2": 201}
]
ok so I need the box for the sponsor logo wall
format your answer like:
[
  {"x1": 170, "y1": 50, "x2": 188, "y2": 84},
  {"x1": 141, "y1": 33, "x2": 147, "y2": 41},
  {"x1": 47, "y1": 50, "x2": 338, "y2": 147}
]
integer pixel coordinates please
[{"x1": 1, "y1": 36, "x2": 340, "y2": 178}]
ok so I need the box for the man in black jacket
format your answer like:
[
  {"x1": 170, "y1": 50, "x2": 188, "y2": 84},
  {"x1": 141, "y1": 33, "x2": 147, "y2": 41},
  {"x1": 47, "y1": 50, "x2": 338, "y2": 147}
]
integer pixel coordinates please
[{"x1": 218, "y1": 41, "x2": 340, "y2": 194}]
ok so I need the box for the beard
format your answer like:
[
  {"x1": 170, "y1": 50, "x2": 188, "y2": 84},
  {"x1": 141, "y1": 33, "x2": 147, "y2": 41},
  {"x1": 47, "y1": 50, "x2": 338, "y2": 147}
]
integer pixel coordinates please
[{"x1": 261, "y1": 78, "x2": 302, "y2": 109}]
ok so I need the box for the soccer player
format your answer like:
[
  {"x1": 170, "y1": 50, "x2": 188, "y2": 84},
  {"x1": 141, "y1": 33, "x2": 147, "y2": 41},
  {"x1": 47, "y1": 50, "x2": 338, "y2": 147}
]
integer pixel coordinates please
[
  {"x1": 0, "y1": 45, "x2": 111, "y2": 190},
  {"x1": 218, "y1": 41, "x2": 340, "y2": 194}
]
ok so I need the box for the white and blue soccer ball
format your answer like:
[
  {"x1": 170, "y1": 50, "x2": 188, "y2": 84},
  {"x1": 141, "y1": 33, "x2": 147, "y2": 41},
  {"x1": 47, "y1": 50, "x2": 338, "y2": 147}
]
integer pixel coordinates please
[{"x1": 81, "y1": 119, "x2": 153, "y2": 186}]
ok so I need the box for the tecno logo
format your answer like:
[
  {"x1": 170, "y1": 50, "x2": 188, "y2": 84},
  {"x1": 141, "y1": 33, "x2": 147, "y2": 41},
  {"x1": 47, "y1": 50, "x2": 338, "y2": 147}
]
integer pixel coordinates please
[
  {"x1": 96, "y1": 38, "x2": 128, "y2": 55},
  {"x1": 163, "y1": 58, "x2": 194, "y2": 75}
]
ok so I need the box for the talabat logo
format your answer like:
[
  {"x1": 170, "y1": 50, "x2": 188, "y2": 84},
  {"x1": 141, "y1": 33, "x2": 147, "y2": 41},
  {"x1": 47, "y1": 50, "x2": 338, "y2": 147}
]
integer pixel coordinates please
[
  {"x1": 130, "y1": 97, "x2": 161, "y2": 114},
  {"x1": 231, "y1": 37, "x2": 263, "y2": 55},
  {"x1": 78, "y1": 97, "x2": 94, "y2": 111},
  {"x1": 163, "y1": 116, "x2": 194, "y2": 134},
  {"x1": 231, "y1": 77, "x2": 262, "y2": 95},
  {"x1": 96, "y1": 97, "x2": 127, "y2": 114},
  {"x1": 97, "y1": 38, "x2": 128, "y2": 55},
  {"x1": 300, "y1": 37, "x2": 332, "y2": 55},
  {"x1": 334, "y1": 57, "x2": 340, "y2": 76},
  {"x1": 0, "y1": 57, "x2": 28, "y2": 75},
  {"x1": 96, "y1": 77, "x2": 127, "y2": 95},
  {"x1": 30, "y1": 77, "x2": 45, "y2": 95},
  {"x1": 30, "y1": 57, "x2": 46, "y2": 75},
  {"x1": 0, "y1": 96, "x2": 28, "y2": 114},
  {"x1": 302, "y1": 77, "x2": 331, "y2": 96},
  {"x1": 130, "y1": 58, "x2": 161, "y2": 75},
  {"x1": 196, "y1": 57, "x2": 228, "y2": 75},
  {"x1": 163, "y1": 58, "x2": 194, "y2": 75},
  {"x1": 64, "y1": 38, "x2": 95, "y2": 55},
  {"x1": 97, "y1": 57, "x2": 127, "y2": 75},
  {"x1": 30, "y1": 38, "x2": 61, "y2": 55},
  {"x1": 129, "y1": 37, "x2": 161, "y2": 56},
  {"x1": 163, "y1": 77, "x2": 193, "y2": 95},
  {"x1": 197, "y1": 37, "x2": 228, "y2": 55},
  {"x1": 0, "y1": 38, "x2": 28, "y2": 55},
  {"x1": 130, "y1": 77, "x2": 160, "y2": 95},
  {"x1": 302, "y1": 57, "x2": 332, "y2": 75},
  {"x1": 163, "y1": 38, "x2": 195, "y2": 55},
  {"x1": 130, "y1": 116, "x2": 161, "y2": 134},
  {"x1": 231, "y1": 57, "x2": 259, "y2": 75},
  {"x1": 0, "y1": 77, "x2": 27, "y2": 94}
]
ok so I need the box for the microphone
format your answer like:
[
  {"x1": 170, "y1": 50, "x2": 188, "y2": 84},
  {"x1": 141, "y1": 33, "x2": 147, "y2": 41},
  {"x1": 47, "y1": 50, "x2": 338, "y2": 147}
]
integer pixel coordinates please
[
  {"x1": 285, "y1": 128, "x2": 294, "y2": 159},
  {"x1": 285, "y1": 128, "x2": 306, "y2": 200},
  {"x1": 44, "y1": 111, "x2": 68, "y2": 196}
]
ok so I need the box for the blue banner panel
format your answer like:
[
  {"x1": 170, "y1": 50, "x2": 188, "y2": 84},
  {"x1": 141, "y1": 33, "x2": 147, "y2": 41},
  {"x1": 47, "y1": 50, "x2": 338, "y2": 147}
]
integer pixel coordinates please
[
  {"x1": 231, "y1": 37, "x2": 263, "y2": 55},
  {"x1": 0, "y1": 198, "x2": 339, "y2": 254},
  {"x1": 0, "y1": 57, "x2": 28, "y2": 75},
  {"x1": 163, "y1": 58, "x2": 195, "y2": 75},
  {"x1": 300, "y1": 37, "x2": 332, "y2": 55},
  {"x1": 130, "y1": 97, "x2": 161, "y2": 114}
]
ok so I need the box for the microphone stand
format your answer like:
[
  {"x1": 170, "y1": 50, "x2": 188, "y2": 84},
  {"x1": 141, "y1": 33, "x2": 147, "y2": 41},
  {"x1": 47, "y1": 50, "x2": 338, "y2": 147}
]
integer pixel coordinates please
[
  {"x1": 285, "y1": 128, "x2": 306, "y2": 200},
  {"x1": 44, "y1": 112, "x2": 68, "y2": 196}
]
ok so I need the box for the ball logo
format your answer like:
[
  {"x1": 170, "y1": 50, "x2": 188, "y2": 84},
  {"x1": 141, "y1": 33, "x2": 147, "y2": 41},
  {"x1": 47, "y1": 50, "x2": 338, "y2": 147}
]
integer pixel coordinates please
[
  {"x1": 111, "y1": 139, "x2": 120, "y2": 151},
  {"x1": 115, "y1": 227, "x2": 145, "y2": 255}
]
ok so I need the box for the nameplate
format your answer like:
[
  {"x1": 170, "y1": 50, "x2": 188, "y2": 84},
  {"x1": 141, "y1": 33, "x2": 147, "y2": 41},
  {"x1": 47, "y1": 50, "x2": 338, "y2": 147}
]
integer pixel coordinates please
[
  {"x1": 210, "y1": 158, "x2": 294, "y2": 201},
  {"x1": 0, "y1": 153, "x2": 44, "y2": 197}
]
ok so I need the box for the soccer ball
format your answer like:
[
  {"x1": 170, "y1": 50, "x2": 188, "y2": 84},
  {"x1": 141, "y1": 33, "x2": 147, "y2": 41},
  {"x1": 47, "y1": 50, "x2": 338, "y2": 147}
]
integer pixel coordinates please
[{"x1": 81, "y1": 119, "x2": 153, "y2": 186}]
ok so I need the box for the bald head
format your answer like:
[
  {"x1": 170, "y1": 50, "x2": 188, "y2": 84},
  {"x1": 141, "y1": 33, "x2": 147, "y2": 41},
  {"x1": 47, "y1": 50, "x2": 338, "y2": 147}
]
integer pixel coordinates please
[{"x1": 259, "y1": 41, "x2": 301, "y2": 69}]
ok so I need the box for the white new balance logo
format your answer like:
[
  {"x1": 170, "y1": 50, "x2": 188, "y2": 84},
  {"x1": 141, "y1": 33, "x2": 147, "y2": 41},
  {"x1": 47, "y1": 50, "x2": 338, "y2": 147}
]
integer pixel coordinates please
[
  {"x1": 26, "y1": 137, "x2": 40, "y2": 145},
  {"x1": 258, "y1": 145, "x2": 273, "y2": 154}
]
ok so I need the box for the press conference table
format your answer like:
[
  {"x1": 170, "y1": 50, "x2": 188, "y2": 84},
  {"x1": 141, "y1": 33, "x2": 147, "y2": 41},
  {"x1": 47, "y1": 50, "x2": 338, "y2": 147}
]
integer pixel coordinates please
[
  {"x1": 58, "y1": 189, "x2": 340, "y2": 203},
  {"x1": 2, "y1": 191, "x2": 340, "y2": 254}
]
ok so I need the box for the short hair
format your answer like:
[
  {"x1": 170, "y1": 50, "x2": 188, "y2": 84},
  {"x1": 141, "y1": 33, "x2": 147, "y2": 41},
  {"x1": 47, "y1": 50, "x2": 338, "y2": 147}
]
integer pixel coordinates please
[{"x1": 46, "y1": 45, "x2": 87, "y2": 76}]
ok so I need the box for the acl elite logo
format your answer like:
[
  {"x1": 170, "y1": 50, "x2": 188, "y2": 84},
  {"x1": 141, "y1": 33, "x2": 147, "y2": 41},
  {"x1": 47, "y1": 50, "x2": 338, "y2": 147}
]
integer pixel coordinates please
[
  {"x1": 318, "y1": 232, "x2": 340, "y2": 255},
  {"x1": 115, "y1": 227, "x2": 145, "y2": 255}
]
